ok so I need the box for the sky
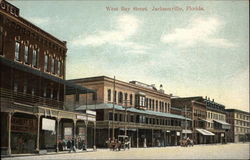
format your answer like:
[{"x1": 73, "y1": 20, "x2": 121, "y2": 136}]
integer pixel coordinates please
[{"x1": 11, "y1": 0, "x2": 249, "y2": 112}]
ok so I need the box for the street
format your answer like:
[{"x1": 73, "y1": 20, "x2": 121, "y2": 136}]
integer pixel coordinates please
[{"x1": 3, "y1": 143, "x2": 250, "y2": 159}]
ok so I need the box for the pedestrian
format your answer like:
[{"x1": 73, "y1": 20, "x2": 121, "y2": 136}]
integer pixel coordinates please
[
  {"x1": 17, "y1": 136, "x2": 24, "y2": 153},
  {"x1": 71, "y1": 138, "x2": 76, "y2": 152},
  {"x1": 68, "y1": 139, "x2": 72, "y2": 153}
]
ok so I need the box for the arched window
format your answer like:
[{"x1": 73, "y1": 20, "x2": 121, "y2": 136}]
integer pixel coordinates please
[
  {"x1": 118, "y1": 92, "x2": 123, "y2": 103},
  {"x1": 107, "y1": 89, "x2": 111, "y2": 101},
  {"x1": 129, "y1": 94, "x2": 133, "y2": 105}
]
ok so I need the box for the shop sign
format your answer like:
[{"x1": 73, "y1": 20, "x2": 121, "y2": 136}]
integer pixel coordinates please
[
  {"x1": 221, "y1": 133, "x2": 224, "y2": 137},
  {"x1": 86, "y1": 110, "x2": 96, "y2": 116},
  {"x1": 42, "y1": 118, "x2": 55, "y2": 131},
  {"x1": 11, "y1": 117, "x2": 37, "y2": 134},
  {"x1": 77, "y1": 115, "x2": 86, "y2": 120},
  {"x1": 176, "y1": 132, "x2": 180, "y2": 136}
]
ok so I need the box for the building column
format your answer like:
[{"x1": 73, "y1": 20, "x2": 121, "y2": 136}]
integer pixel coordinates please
[
  {"x1": 164, "y1": 130, "x2": 166, "y2": 147},
  {"x1": 73, "y1": 119, "x2": 77, "y2": 143},
  {"x1": 36, "y1": 114, "x2": 41, "y2": 152},
  {"x1": 93, "y1": 122, "x2": 96, "y2": 150},
  {"x1": 136, "y1": 128, "x2": 139, "y2": 148},
  {"x1": 56, "y1": 118, "x2": 60, "y2": 152},
  {"x1": 8, "y1": 112, "x2": 12, "y2": 155},
  {"x1": 174, "y1": 131, "x2": 177, "y2": 146}
]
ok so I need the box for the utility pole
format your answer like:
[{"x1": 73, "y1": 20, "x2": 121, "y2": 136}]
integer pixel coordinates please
[
  {"x1": 185, "y1": 105, "x2": 187, "y2": 139},
  {"x1": 112, "y1": 76, "x2": 116, "y2": 140}
]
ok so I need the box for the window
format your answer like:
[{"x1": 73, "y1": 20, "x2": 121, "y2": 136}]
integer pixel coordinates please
[
  {"x1": 168, "y1": 103, "x2": 170, "y2": 112},
  {"x1": 156, "y1": 100, "x2": 158, "y2": 111},
  {"x1": 44, "y1": 54, "x2": 48, "y2": 71},
  {"x1": 125, "y1": 93, "x2": 128, "y2": 101},
  {"x1": 32, "y1": 49, "x2": 38, "y2": 67},
  {"x1": 165, "y1": 103, "x2": 167, "y2": 112},
  {"x1": 75, "y1": 94, "x2": 79, "y2": 104},
  {"x1": 145, "y1": 98, "x2": 148, "y2": 109},
  {"x1": 114, "y1": 91, "x2": 117, "y2": 103},
  {"x1": 92, "y1": 92, "x2": 97, "y2": 101},
  {"x1": 24, "y1": 46, "x2": 29, "y2": 64},
  {"x1": 108, "y1": 89, "x2": 111, "y2": 101},
  {"x1": 14, "y1": 82, "x2": 18, "y2": 92},
  {"x1": 118, "y1": 92, "x2": 123, "y2": 103},
  {"x1": 152, "y1": 100, "x2": 154, "y2": 110},
  {"x1": 57, "y1": 61, "x2": 61, "y2": 75},
  {"x1": 129, "y1": 94, "x2": 133, "y2": 105},
  {"x1": 109, "y1": 112, "x2": 113, "y2": 120},
  {"x1": 51, "y1": 57, "x2": 55, "y2": 73},
  {"x1": 139, "y1": 96, "x2": 145, "y2": 107},
  {"x1": 23, "y1": 80, "x2": 27, "y2": 94},
  {"x1": 149, "y1": 99, "x2": 152, "y2": 109},
  {"x1": 15, "y1": 41, "x2": 20, "y2": 61},
  {"x1": 0, "y1": 27, "x2": 3, "y2": 55},
  {"x1": 130, "y1": 115, "x2": 134, "y2": 122}
]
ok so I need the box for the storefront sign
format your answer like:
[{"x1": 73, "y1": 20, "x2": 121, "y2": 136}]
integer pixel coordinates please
[
  {"x1": 176, "y1": 132, "x2": 180, "y2": 136},
  {"x1": 0, "y1": 0, "x2": 19, "y2": 17},
  {"x1": 11, "y1": 117, "x2": 37, "y2": 134},
  {"x1": 77, "y1": 115, "x2": 86, "y2": 120},
  {"x1": 221, "y1": 133, "x2": 224, "y2": 137},
  {"x1": 42, "y1": 118, "x2": 55, "y2": 131},
  {"x1": 86, "y1": 110, "x2": 96, "y2": 116}
]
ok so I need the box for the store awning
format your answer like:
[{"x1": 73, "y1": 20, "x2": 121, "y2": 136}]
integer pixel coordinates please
[
  {"x1": 196, "y1": 128, "x2": 215, "y2": 136},
  {"x1": 76, "y1": 103, "x2": 191, "y2": 120},
  {"x1": 213, "y1": 120, "x2": 231, "y2": 130},
  {"x1": 182, "y1": 129, "x2": 192, "y2": 134},
  {"x1": 0, "y1": 56, "x2": 95, "y2": 95},
  {"x1": 199, "y1": 118, "x2": 212, "y2": 123}
]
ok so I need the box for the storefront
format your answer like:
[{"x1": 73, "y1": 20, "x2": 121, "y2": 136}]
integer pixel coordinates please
[{"x1": 11, "y1": 113, "x2": 37, "y2": 154}]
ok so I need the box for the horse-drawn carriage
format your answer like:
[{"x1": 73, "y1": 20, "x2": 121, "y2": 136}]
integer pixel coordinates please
[
  {"x1": 179, "y1": 138, "x2": 194, "y2": 147},
  {"x1": 106, "y1": 135, "x2": 130, "y2": 151}
]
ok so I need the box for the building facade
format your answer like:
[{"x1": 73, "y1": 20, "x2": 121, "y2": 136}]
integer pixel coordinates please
[
  {"x1": 0, "y1": 0, "x2": 95, "y2": 155},
  {"x1": 226, "y1": 109, "x2": 250, "y2": 143},
  {"x1": 66, "y1": 76, "x2": 190, "y2": 148},
  {"x1": 204, "y1": 98, "x2": 230, "y2": 144},
  {"x1": 171, "y1": 97, "x2": 215, "y2": 144}
]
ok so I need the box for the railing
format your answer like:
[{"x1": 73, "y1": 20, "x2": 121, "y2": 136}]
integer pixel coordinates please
[
  {"x1": 0, "y1": 87, "x2": 64, "y2": 109},
  {"x1": 96, "y1": 120, "x2": 182, "y2": 130}
]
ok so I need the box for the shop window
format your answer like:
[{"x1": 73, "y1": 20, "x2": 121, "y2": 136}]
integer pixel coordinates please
[
  {"x1": 24, "y1": 46, "x2": 29, "y2": 64},
  {"x1": 15, "y1": 41, "x2": 20, "y2": 61},
  {"x1": 107, "y1": 89, "x2": 111, "y2": 101}
]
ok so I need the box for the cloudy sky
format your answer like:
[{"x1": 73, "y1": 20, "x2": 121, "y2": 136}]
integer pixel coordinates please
[{"x1": 12, "y1": 0, "x2": 249, "y2": 112}]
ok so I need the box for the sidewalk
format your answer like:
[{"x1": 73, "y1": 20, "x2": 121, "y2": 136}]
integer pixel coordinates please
[{"x1": 1, "y1": 149, "x2": 95, "y2": 158}]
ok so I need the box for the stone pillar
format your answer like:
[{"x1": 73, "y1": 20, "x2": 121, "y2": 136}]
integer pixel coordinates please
[
  {"x1": 8, "y1": 112, "x2": 12, "y2": 155},
  {"x1": 36, "y1": 114, "x2": 41, "y2": 152},
  {"x1": 73, "y1": 120, "x2": 77, "y2": 147},
  {"x1": 56, "y1": 118, "x2": 60, "y2": 152},
  {"x1": 174, "y1": 132, "x2": 177, "y2": 146}
]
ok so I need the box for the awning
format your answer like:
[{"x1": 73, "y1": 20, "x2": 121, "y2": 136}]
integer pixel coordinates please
[
  {"x1": 182, "y1": 129, "x2": 192, "y2": 134},
  {"x1": 196, "y1": 128, "x2": 215, "y2": 136},
  {"x1": 0, "y1": 56, "x2": 95, "y2": 95},
  {"x1": 199, "y1": 118, "x2": 212, "y2": 123},
  {"x1": 76, "y1": 103, "x2": 191, "y2": 120},
  {"x1": 213, "y1": 120, "x2": 231, "y2": 130}
]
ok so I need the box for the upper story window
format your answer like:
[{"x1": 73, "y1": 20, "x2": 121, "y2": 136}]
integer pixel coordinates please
[
  {"x1": 139, "y1": 96, "x2": 145, "y2": 107},
  {"x1": 129, "y1": 94, "x2": 133, "y2": 105},
  {"x1": 57, "y1": 61, "x2": 61, "y2": 75},
  {"x1": 0, "y1": 27, "x2": 3, "y2": 56},
  {"x1": 51, "y1": 57, "x2": 55, "y2": 74},
  {"x1": 124, "y1": 93, "x2": 128, "y2": 101},
  {"x1": 32, "y1": 49, "x2": 38, "y2": 67},
  {"x1": 156, "y1": 100, "x2": 158, "y2": 111},
  {"x1": 15, "y1": 41, "x2": 20, "y2": 61},
  {"x1": 118, "y1": 92, "x2": 123, "y2": 103},
  {"x1": 44, "y1": 54, "x2": 48, "y2": 72},
  {"x1": 107, "y1": 89, "x2": 111, "y2": 101},
  {"x1": 114, "y1": 91, "x2": 117, "y2": 103},
  {"x1": 24, "y1": 46, "x2": 29, "y2": 64}
]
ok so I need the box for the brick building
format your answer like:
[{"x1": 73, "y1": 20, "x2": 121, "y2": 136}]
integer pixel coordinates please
[
  {"x1": 66, "y1": 76, "x2": 190, "y2": 148},
  {"x1": 0, "y1": 0, "x2": 95, "y2": 155},
  {"x1": 171, "y1": 97, "x2": 215, "y2": 144},
  {"x1": 205, "y1": 98, "x2": 230, "y2": 144},
  {"x1": 226, "y1": 109, "x2": 250, "y2": 143}
]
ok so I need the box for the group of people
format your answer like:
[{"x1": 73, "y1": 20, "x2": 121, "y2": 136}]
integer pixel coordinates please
[
  {"x1": 106, "y1": 138, "x2": 130, "y2": 151},
  {"x1": 180, "y1": 137, "x2": 194, "y2": 147},
  {"x1": 58, "y1": 138, "x2": 86, "y2": 152}
]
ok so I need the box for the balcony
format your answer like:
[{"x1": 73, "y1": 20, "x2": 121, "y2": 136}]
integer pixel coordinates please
[{"x1": 0, "y1": 87, "x2": 64, "y2": 110}]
